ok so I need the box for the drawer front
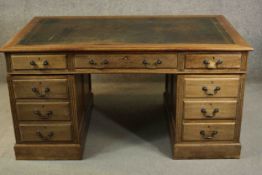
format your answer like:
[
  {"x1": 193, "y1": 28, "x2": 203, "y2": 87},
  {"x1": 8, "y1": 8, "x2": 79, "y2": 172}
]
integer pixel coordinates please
[
  {"x1": 184, "y1": 76, "x2": 240, "y2": 98},
  {"x1": 183, "y1": 122, "x2": 235, "y2": 141},
  {"x1": 19, "y1": 123, "x2": 73, "y2": 142},
  {"x1": 184, "y1": 100, "x2": 237, "y2": 119},
  {"x1": 16, "y1": 102, "x2": 70, "y2": 121},
  {"x1": 74, "y1": 54, "x2": 177, "y2": 69},
  {"x1": 11, "y1": 55, "x2": 67, "y2": 70},
  {"x1": 13, "y1": 79, "x2": 69, "y2": 99},
  {"x1": 185, "y1": 53, "x2": 241, "y2": 69}
]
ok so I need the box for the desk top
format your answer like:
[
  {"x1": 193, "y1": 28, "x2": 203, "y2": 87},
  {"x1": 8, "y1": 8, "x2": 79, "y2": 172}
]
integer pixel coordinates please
[{"x1": 0, "y1": 16, "x2": 252, "y2": 52}]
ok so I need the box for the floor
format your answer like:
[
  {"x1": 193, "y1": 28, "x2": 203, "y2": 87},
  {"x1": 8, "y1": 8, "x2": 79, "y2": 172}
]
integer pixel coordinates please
[{"x1": 0, "y1": 77, "x2": 261, "y2": 175}]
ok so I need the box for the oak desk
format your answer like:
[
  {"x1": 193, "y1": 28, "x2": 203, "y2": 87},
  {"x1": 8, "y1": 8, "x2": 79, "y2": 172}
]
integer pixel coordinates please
[{"x1": 0, "y1": 16, "x2": 253, "y2": 160}]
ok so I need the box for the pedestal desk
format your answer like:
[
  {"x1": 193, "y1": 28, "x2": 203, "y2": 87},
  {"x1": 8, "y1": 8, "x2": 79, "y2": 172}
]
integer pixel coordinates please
[{"x1": 0, "y1": 16, "x2": 253, "y2": 160}]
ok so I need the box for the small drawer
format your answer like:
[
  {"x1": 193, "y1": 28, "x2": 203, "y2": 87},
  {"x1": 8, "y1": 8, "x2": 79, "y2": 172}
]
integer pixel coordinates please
[
  {"x1": 12, "y1": 78, "x2": 69, "y2": 99},
  {"x1": 16, "y1": 102, "x2": 70, "y2": 121},
  {"x1": 185, "y1": 53, "x2": 241, "y2": 69},
  {"x1": 19, "y1": 123, "x2": 73, "y2": 142},
  {"x1": 74, "y1": 53, "x2": 177, "y2": 69},
  {"x1": 10, "y1": 54, "x2": 67, "y2": 70},
  {"x1": 183, "y1": 122, "x2": 235, "y2": 141},
  {"x1": 184, "y1": 76, "x2": 240, "y2": 98},
  {"x1": 184, "y1": 99, "x2": 237, "y2": 120}
]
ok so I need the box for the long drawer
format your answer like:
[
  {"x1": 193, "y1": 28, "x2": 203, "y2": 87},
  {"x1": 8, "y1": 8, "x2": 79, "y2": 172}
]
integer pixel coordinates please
[
  {"x1": 184, "y1": 76, "x2": 240, "y2": 98},
  {"x1": 12, "y1": 78, "x2": 69, "y2": 99},
  {"x1": 183, "y1": 99, "x2": 237, "y2": 120},
  {"x1": 74, "y1": 53, "x2": 177, "y2": 69},
  {"x1": 182, "y1": 122, "x2": 235, "y2": 141},
  {"x1": 16, "y1": 101, "x2": 70, "y2": 121},
  {"x1": 19, "y1": 123, "x2": 73, "y2": 142}
]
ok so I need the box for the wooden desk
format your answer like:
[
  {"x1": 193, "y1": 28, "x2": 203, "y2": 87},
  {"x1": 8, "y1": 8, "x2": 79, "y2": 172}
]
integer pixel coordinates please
[{"x1": 0, "y1": 16, "x2": 253, "y2": 160}]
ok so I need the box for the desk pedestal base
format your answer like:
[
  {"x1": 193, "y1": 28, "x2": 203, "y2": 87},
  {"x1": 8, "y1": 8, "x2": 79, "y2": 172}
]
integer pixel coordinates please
[
  {"x1": 14, "y1": 144, "x2": 83, "y2": 160},
  {"x1": 164, "y1": 74, "x2": 243, "y2": 159},
  {"x1": 173, "y1": 143, "x2": 241, "y2": 159}
]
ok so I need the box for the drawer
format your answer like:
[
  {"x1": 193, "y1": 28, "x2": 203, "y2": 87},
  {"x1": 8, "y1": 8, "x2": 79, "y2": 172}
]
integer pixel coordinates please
[
  {"x1": 184, "y1": 99, "x2": 237, "y2": 119},
  {"x1": 185, "y1": 53, "x2": 241, "y2": 69},
  {"x1": 74, "y1": 53, "x2": 177, "y2": 69},
  {"x1": 19, "y1": 123, "x2": 73, "y2": 142},
  {"x1": 11, "y1": 54, "x2": 67, "y2": 70},
  {"x1": 183, "y1": 122, "x2": 235, "y2": 141},
  {"x1": 184, "y1": 76, "x2": 240, "y2": 98},
  {"x1": 16, "y1": 102, "x2": 70, "y2": 121},
  {"x1": 12, "y1": 78, "x2": 69, "y2": 99}
]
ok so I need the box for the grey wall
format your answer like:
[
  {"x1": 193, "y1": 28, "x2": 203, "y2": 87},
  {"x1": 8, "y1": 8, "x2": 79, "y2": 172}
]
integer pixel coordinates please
[{"x1": 0, "y1": 0, "x2": 261, "y2": 82}]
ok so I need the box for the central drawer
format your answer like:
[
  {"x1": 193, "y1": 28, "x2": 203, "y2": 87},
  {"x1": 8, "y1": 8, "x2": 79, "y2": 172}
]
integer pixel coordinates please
[
  {"x1": 74, "y1": 53, "x2": 177, "y2": 69},
  {"x1": 12, "y1": 78, "x2": 69, "y2": 99},
  {"x1": 19, "y1": 123, "x2": 73, "y2": 142}
]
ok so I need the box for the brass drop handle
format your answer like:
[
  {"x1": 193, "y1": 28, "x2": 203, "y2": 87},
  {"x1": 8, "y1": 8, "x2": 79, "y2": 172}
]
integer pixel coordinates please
[
  {"x1": 203, "y1": 58, "x2": 223, "y2": 69},
  {"x1": 101, "y1": 59, "x2": 109, "y2": 65},
  {"x1": 203, "y1": 59, "x2": 209, "y2": 65},
  {"x1": 216, "y1": 59, "x2": 223, "y2": 65},
  {"x1": 36, "y1": 131, "x2": 54, "y2": 141},
  {"x1": 202, "y1": 86, "x2": 221, "y2": 96},
  {"x1": 30, "y1": 60, "x2": 36, "y2": 66},
  {"x1": 89, "y1": 59, "x2": 96, "y2": 65},
  {"x1": 200, "y1": 130, "x2": 218, "y2": 139},
  {"x1": 32, "y1": 87, "x2": 50, "y2": 97},
  {"x1": 200, "y1": 108, "x2": 219, "y2": 118},
  {"x1": 155, "y1": 59, "x2": 162, "y2": 65},
  {"x1": 42, "y1": 60, "x2": 49, "y2": 66},
  {"x1": 33, "y1": 110, "x2": 53, "y2": 120},
  {"x1": 143, "y1": 60, "x2": 149, "y2": 65},
  {"x1": 30, "y1": 60, "x2": 49, "y2": 66}
]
